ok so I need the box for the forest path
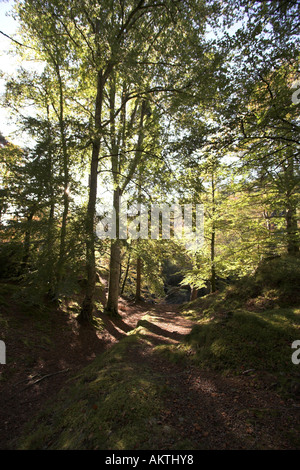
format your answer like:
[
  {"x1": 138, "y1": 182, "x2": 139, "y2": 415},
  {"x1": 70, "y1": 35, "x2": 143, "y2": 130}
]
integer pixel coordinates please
[
  {"x1": 1, "y1": 298, "x2": 299, "y2": 449},
  {"x1": 110, "y1": 300, "x2": 300, "y2": 450},
  {"x1": 99, "y1": 299, "x2": 193, "y2": 345}
]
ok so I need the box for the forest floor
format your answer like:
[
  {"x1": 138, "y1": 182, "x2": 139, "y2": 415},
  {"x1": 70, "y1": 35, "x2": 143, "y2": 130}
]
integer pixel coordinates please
[{"x1": 1, "y1": 295, "x2": 300, "y2": 450}]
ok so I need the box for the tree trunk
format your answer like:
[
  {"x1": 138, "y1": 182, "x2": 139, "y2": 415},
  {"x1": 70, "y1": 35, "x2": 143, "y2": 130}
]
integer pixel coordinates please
[
  {"x1": 135, "y1": 256, "x2": 142, "y2": 301},
  {"x1": 106, "y1": 239, "x2": 121, "y2": 316},
  {"x1": 286, "y1": 205, "x2": 299, "y2": 255},
  {"x1": 20, "y1": 212, "x2": 34, "y2": 274},
  {"x1": 190, "y1": 286, "x2": 198, "y2": 301},
  {"x1": 106, "y1": 187, "x2": 121, "y2": 316},
  {"x1": 285, "y1": 157, "x2": 299, "y2": 255},
  {"x1": 210, "y1": 173, "x2": 216, "y2": 293},
  {"x1": 121, "y1": 251, "x2": 131, "y2": 296},
  {"x1": 55, "y1": 64, "x2": 69, "y2": 293},
  {"x1": 45, "y1": 102, "x2": 56, "y2": 296},
  {"x1": 78, "y1": 69, "x2": 104, "y2": 324},
  {"x1": 46, "y1": 200, "x2": 56, "y2": 296},
  {"x1": 105, "y1": 77, "x2": 122, "y2": 316},
  {"x1": 106, "y1": 93, "x2": 147, "y2": 315}
]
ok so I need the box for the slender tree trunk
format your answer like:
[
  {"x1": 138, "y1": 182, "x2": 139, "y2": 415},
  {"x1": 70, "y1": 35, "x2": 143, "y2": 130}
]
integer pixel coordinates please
[
  {"x1": 106, "y1": 241, "x2": 121, "y2": 315},
  {"x1": 190, "y1": 286, "x2": 198, "y2": 301},
  {"x1": 106, "y1": 95, "x2": 147, "y2": 315},
  {"x1": 55, "y1": 65, "x2": 69, "y2": 292},
  {"x1": 45, "y1": 102, "x2": 56, "y2": 296},
  {"x1": 135, "y1": 174, "x2": 142, "y2": 301},
  {"x1": 211, "y1": 235, "x2": 216, "y2": 292},
  {"x1": 78, "y1": 68, "x2": 104, "y2": 324},
  {"x1": 46, "y1": 200, "x2": 56, "y2": 294},
  {"x1": 106, "y1": 187, "x2": 121, "y2": 316},
  {"x1": 105, "y1": 77, "x2": 122, "y2": 316},
  {"x1": 133, "y1": 113, "x2": 146, "y2": 303},
  {"x1": 121, "y1": 251, "x2": 131, "y2": 296},
  {"x1": 285, "y1": 157, "x2": 299, "y2": 255},
  {"x1": 135, "y1": 256, "x2": 142, "y2": 300},
  {"x1": 210, "y1": 173, "x2": 216, "y2": 293},
  {"x1": 20, "y1": 212, "x2": 34, "y2": 274},
  {"x1": 286, "y1": 205, "x2": 299, "y2": 255},
  {"x1": 263, "y1": 210, "x2": 274, "y2": 257}
]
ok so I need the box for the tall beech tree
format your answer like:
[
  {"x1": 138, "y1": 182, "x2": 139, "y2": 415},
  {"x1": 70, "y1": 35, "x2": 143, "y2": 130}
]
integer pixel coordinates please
[{"x1": 2, "y1": 0, "x2": 298, "y2": 325}]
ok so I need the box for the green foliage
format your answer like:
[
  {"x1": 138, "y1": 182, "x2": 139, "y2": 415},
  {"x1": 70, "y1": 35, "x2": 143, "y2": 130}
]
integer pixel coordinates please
[
  {"x1": 254, "y1": 255, "x2": 300, "y2": 304},
  {"x1": 0, "y1": 0, "x2": 298, "y2": 316}
]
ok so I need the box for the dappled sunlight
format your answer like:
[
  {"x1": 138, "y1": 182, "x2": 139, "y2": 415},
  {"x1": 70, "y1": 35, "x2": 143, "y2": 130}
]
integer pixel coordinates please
[{"x1": 0, "y1": 0, "x2": 300, "y2": 450}]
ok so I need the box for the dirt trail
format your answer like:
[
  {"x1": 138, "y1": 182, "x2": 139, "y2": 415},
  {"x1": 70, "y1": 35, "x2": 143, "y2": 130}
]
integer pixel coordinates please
[
  {"x1": 117, "y1": 302, "x2": 300, "y2": 450},
  {"x1": 1, "y1": 299, "x2": 299, "y2": 449},
  {"x1": 101, "y1": 300, "x2": 194, "y2": 344}
]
